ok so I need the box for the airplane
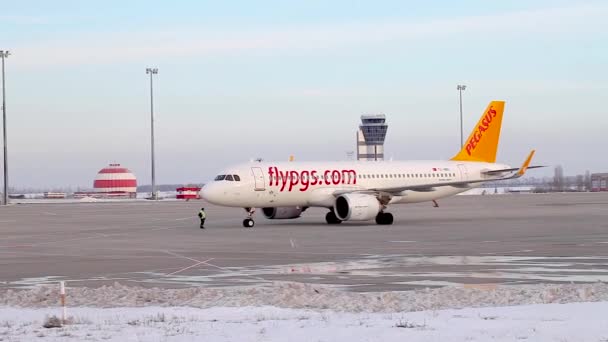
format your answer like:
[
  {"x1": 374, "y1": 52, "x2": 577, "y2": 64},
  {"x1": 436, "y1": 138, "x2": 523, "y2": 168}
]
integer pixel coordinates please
[{"x1": 201, "y1": 101, "x2": 543, "y2": 228}]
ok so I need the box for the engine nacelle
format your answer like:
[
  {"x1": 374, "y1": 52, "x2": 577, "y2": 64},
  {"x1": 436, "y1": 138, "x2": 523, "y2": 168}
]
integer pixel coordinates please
[
  {"x1": 334, "y1": 194, "x2": 381, "y2": 221},
  {"x1": 262, "y1": 207, "x2": 304, "y2": 219}
]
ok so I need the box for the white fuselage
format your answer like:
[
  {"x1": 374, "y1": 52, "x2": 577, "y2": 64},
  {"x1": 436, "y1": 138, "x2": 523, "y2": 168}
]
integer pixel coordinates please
[{"x1": 201, "y1": 160, "x2": 510, "y2": 208}]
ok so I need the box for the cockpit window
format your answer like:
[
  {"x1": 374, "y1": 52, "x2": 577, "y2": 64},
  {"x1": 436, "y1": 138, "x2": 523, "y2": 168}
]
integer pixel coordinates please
[
  {"x1": 214, "y1": 175, "x2": 226, "y2": 181},
  {"x1": 234, "y1": 175, "x2": 241, "y2": 181},
  {"x1": 225, "y1": 175, "x2": 234, "y2": 181}
]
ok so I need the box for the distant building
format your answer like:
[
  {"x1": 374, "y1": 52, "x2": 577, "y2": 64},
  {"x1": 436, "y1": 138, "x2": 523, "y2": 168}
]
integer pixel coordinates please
[
  {"x1": 74, "y1": 163, "x2": 137, "y2": 199},
  {"x1": 591, "y1": 173, "x2": 608, "y2": 192},
  {"x1": 44, "y1": 192, "x2": 66, "y2": 199},
  {"x1": 176, "y1": 187, "x2": 201, "y2": 200},
  {"x1": 357, "y1": 114, "x2": 388, "y2": 161}
]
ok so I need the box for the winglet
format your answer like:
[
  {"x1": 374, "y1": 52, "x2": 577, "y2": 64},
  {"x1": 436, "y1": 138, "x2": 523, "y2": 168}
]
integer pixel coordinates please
[{"x1": 517, "y1": 150, "x2": 536, "y2": 176}]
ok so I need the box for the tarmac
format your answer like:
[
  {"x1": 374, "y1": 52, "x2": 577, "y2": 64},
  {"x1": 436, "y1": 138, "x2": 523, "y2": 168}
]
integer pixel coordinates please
[{"x1": 1, "y1": 192, "x2": 607, "y2": 292}]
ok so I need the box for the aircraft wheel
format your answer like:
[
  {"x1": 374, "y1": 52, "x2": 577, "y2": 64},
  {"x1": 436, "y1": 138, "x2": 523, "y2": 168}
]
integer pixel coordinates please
[
  {"x1": 325, "y1": 211, "x2": 342, "y2": 224},
  {"x1": 375, "y1": 212, "x2": 394, "y2": 225},
  {"x1": 243, "y1": 218, "x2": 255, "y2": 228}
]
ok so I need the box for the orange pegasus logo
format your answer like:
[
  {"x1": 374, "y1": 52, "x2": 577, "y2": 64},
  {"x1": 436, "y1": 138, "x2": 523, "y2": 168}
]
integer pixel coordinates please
[{"x1": 465, "y1": 106, "x2": 497, "y2": 156}]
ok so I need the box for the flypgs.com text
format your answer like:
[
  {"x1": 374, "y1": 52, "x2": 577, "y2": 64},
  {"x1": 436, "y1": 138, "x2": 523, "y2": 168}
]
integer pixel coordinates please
[{"x1": 268, "y1": 167, "x2": 357, "y2": 192}]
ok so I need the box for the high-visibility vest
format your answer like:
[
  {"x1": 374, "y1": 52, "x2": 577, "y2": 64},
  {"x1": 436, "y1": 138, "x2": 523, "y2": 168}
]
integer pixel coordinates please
[{"x1": 199, "y1": 210, "x2": 206, "y2": 219}]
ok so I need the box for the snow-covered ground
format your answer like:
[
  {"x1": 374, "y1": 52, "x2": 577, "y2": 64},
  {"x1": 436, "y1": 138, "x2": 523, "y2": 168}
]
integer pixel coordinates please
[
  {"x1": 3, "y1": 282, "x2": 608, "y2": 311},
  {"x1": 1, "y1": 302, "x2": 607, "y2": 341},
  {"x1": 1, "y1": 282, "x2": 608, "y2": 341}
]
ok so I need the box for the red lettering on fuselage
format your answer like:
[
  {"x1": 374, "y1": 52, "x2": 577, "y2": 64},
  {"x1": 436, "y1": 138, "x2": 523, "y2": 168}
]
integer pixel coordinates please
[{"x1": 268, "y1": 167, "x2": 357, "y2": 192}]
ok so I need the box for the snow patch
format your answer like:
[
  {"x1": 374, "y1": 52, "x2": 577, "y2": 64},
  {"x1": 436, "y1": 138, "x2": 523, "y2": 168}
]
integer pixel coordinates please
[
  {"x1": 0, "y1": 302, "x2": 607, "y2": 341},
  {"x1": 2, "y1": 282, "x2": 608, "y2": 313}
]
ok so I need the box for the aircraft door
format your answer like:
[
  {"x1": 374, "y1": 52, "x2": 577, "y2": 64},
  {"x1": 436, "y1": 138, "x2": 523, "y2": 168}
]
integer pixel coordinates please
[
  {"x1": 251, "y1": 167, "x2": 266, "y2": 191},
  {"x1": 457, "y1": 164, "x2": 469, "y2": 181}
]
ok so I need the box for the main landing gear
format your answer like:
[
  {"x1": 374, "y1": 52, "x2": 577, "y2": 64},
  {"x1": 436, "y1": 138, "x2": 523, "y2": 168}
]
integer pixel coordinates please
[
  {"x1": 325, "y1": 210, "x2": 342, "y2": 224},
  {"x1": 375, "y1": 212, "x2": 394, "y2": 225},
  {"x1": 243, "y1": 208, "x2": 255, "y2": 228}
]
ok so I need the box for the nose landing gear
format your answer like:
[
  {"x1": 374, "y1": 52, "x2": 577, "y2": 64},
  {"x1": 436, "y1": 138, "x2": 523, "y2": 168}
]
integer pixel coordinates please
[
  {"x1": 375, "y1": 212, "x2": 394, "y2": 225},
  {"x1": 243, "y1": 208, "x2": 255, "y2": 228},
  {"x1": 325, "y1": 210, "x2": 342, "y2": 224}
]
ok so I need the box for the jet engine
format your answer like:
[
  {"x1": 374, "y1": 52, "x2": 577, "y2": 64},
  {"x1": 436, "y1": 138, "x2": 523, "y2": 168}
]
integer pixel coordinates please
[
  {"x1": 262, "y1": 207, "x2": 304, "y2": 219},
  {"x1": 334, "y1": 194, "x2": 381, "y2": 221}
]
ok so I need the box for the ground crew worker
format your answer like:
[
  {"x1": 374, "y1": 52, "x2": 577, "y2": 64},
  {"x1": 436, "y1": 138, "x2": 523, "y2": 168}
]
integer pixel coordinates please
[{"x1": 198, "y1": 207, "x2": 206, "y2": 229}]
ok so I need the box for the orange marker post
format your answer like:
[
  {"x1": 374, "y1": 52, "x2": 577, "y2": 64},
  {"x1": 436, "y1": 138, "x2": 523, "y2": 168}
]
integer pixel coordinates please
[{"x1": 60, "y1": 281, "x2": 66, "y2": 324}]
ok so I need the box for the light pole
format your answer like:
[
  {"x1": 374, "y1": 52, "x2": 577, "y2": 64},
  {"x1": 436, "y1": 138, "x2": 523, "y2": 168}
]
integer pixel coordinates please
[
  {"x1": 146, "y1": 67, "x2": 158, "y2": 200},
  {"x1": 1, "y1": 50, "x2": 9, "y2": 206},
  {"x1": 457, "y1": 84, "x2": 466, "y2": 148}
]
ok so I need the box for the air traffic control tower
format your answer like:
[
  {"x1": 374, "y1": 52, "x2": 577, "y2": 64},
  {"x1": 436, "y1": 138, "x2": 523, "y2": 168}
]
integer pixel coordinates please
[{"x1": 357, "y1": 114, "x2": 388, "y2": 161}]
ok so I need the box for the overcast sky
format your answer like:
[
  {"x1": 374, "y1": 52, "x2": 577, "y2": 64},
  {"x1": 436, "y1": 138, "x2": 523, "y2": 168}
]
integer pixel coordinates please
[{"x1": 1, "y1": 0, "x2": 607, "y2": 188}]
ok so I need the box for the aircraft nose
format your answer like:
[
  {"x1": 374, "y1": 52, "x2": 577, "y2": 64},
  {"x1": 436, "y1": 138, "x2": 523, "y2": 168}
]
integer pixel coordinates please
[{"x1": 200, "y1": 182, "x2": 221, "y2": 204}]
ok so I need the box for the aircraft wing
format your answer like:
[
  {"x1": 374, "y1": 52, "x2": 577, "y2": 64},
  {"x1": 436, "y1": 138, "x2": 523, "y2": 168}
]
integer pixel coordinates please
[
  {"x1": 482, "y1": 165, "x2": 544, "y2": 175},
  {"x1": 333, "y1": 150, "x2": 541, "y2": 197}
]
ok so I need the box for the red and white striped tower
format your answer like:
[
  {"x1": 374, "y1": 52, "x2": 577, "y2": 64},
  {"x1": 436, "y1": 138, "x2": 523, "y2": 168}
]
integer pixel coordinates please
[{"x1": 93, "y1": 164, "x2": 137, "y2": 196}]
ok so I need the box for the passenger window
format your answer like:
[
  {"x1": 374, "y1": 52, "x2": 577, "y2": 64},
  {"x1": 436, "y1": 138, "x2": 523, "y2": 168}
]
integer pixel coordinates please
[
  {"x1": 225, "y1": 175, "x2": 234, "y2": 181},
  {"x1": 234, "y1": 175, "x2": 241, "y2": 181}
]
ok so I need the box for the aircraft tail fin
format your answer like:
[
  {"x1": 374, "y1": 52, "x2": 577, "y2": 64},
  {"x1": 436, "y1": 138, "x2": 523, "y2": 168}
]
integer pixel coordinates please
[{"x1": 451, "y1": 101, "x2": 505, "y2": 163}]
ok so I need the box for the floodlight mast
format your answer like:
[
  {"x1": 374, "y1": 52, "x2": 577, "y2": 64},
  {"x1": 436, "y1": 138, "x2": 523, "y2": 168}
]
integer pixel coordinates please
[
  {"x1": 1, "y1": 50, "x2": 10, "y2": 205},
  {"x1": 457, "y1": 84, "x2": 467, "y2": 149},
  {"x1": 146, "y1": 68, "x2": 158, "y2": 199}
]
